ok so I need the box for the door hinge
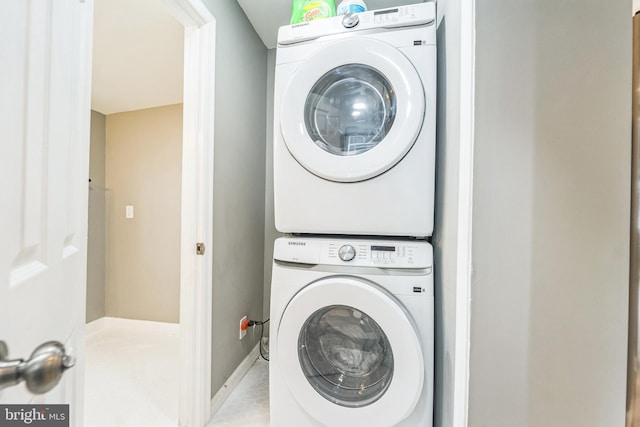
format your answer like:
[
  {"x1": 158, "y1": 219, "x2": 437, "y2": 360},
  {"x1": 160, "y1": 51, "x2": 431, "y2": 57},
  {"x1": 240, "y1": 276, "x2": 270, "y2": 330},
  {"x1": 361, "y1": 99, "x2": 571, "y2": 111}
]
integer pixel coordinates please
[{"x1": 196, "y1": 242, "x2": 205, "y2": 255}]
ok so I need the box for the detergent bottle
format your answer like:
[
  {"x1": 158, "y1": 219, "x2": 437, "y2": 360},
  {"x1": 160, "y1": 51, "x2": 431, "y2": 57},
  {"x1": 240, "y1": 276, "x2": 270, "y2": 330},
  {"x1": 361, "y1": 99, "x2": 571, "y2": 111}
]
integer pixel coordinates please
[
  {"x1": 336, "y1": 0, "x2": 367, "y2": 15},
  {"x1": 290, "y1": 0, "x2": 336, "y2": 24}
]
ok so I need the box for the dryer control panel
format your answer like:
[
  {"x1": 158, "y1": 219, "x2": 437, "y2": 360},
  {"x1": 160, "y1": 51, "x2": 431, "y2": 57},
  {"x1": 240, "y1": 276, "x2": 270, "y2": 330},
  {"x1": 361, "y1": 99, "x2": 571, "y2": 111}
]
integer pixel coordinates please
[
  {"x1": 278, "y1": 2, "x2": 435, "y2": 46},
  {"x1": 274, "y1": 237, "x2": 432, "y2": 269}
]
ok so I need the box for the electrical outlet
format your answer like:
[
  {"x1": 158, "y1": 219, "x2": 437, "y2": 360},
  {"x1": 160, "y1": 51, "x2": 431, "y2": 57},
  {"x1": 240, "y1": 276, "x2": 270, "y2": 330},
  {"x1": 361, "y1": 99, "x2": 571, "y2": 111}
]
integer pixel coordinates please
[{"x1": 239, "y1": 315, "x2": 247, "y2": 340}]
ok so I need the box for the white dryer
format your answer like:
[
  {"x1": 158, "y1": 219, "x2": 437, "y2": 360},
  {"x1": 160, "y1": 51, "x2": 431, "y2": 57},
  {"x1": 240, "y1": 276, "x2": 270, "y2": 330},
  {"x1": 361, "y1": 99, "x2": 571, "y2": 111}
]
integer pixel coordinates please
[
  {"x1": 270, "y1": 237, "x2": 434, "y2": 427},
  {"x1": 274, "y1": 3, "x2": 437, "y2": 238}
]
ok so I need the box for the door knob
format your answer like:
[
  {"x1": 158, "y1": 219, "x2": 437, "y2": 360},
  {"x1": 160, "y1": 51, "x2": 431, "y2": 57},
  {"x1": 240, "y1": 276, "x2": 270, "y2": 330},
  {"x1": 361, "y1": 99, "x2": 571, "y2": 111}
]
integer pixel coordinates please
[{"x1": 0, "y1": 340, "x2": 75, "y2": 394}]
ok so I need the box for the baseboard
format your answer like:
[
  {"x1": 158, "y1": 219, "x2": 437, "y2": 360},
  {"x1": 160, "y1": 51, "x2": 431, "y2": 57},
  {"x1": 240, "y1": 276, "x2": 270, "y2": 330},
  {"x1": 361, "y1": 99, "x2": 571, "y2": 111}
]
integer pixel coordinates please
[
  {"x1": 104, "y1": 316, "x2": 180, "y2": 333},
  {"x1": 85, "y1": 316, "x2": 180, "y2": 335},
  {"x1": 210, "y1": 343, "x2": 260, "y2": 416},
  {"x1": 85, "y1": 317, "x2": 107, "y2": 335}
]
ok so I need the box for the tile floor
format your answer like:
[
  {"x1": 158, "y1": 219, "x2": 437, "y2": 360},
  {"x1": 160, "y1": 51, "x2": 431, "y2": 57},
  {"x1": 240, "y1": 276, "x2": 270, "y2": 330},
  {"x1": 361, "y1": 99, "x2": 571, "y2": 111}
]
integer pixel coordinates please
[
  {"x1": 207, "y1": 359, "x2": 270, "y2": 427},
  {"x1": 84, "y1": 317, "x2": 270, "y2": 427},
  {"x1": 84, "y1": 318, "x2": 180, "y2": 427}
]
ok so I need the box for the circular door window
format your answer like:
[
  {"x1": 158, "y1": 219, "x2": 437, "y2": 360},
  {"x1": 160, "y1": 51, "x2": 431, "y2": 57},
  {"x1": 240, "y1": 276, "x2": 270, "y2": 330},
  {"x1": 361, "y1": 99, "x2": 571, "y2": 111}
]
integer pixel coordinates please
[
  {"x1": 304, "y1": 65, "x2": 396, "y2": 157},
  {"x1": 280, "y1": 38, "x2": 425, "y2": 182},
  {"x1": 277, "y1": 276, "x2": 425, "y2": 427},
  {"x1": 298, "y1": 305, "x2": 393, "y2": 407}
]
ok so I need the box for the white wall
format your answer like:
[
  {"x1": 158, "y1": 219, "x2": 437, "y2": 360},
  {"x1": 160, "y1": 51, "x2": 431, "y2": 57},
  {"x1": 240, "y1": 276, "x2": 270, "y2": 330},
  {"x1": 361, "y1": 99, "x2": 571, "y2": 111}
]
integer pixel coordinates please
[{"x1": 470, "y1": 0, "x2": 631, "y2": 425}]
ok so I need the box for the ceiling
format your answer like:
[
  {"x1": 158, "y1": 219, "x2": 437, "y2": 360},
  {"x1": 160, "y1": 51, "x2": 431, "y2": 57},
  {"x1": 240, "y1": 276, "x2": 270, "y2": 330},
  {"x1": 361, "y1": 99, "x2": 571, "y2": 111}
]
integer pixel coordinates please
[
  {"x1": 236, "y1": 0, "x2": 427, "y2": 49},
  {"x1": 91, "y1": 0, "x2": 426, "y2": 115},
  {"x1": 92, "y1": 0, "x2": 183, "y2": 115}
]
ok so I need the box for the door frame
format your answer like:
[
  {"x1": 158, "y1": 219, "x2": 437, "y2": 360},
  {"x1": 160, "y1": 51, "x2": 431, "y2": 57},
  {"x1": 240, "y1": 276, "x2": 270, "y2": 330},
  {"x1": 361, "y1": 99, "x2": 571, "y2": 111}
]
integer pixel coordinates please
[
  {"x1": 454, "y1": 0, "x2": 475, "y2": 425},
  {"x1": 163, "y1": 0, "x2": 215, "y2": 426}
]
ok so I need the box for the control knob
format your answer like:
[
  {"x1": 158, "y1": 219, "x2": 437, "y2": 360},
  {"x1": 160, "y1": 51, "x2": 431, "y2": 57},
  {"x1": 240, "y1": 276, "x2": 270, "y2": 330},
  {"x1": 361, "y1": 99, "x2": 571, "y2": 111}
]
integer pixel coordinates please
[
  {"x1": 338, "y1": 245, "x2": 356, "y2": 262},
  {"x1": 342, "y1": 13, "x2": 360, "y2": 29}
]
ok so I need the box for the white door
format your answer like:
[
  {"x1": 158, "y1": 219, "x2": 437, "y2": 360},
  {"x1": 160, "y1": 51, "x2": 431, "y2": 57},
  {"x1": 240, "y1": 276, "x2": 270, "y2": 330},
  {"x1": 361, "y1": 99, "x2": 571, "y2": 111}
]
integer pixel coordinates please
[
  {"x1": 277, "y1": 277, "x2": 424, "y2": 427},
  {"x1": 0, "y1": 0, "x2": 93, "y2": 424},
  {"x1": 280, "y1": 38, "x2": 425, "y2": 182}
]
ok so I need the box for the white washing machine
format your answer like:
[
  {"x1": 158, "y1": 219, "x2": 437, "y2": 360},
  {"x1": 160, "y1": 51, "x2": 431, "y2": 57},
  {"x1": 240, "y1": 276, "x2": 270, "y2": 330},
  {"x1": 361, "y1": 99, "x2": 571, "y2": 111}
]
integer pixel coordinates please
[
  {"x1": 270, "y1": 237, "x2": 434, "y2": 427},
  {"x1": 274, "y1": 3, "x2": 437, "y2": 238}
]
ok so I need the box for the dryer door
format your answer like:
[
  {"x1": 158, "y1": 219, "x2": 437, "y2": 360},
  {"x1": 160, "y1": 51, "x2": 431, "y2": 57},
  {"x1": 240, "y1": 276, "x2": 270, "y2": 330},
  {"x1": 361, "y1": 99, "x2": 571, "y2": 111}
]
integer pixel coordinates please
[
  {"x1": 277, "y1": 276, "x2": 424, "y2": 427},
  {"x1": 280, "y1": 38, "x2": 425, "y2": 182}
]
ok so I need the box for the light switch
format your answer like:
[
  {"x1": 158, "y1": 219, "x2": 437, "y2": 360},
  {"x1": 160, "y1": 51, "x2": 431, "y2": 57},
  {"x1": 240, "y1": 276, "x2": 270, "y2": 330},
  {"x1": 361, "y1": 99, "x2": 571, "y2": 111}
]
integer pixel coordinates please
[{"x1": 126, "y1": 205, "x2": 134, "y2": 219}]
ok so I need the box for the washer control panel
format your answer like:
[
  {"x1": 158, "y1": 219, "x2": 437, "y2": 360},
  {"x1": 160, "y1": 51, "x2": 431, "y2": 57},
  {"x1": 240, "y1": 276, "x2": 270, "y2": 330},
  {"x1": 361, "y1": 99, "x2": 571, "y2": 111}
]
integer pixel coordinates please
[{"x1": 274, "y1": 237, "x2": 432, "y2": 269}]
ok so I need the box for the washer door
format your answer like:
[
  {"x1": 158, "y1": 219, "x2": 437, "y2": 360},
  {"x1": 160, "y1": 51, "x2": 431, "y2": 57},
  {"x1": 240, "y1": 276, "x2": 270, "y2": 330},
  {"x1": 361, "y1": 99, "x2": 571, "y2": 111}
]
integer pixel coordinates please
[
  {"x1": 280, "y1": 38, "x2": 425, "y2": 182},
  {"x1": 277, "y1": 276, "x2": 424, "y2": 427}
]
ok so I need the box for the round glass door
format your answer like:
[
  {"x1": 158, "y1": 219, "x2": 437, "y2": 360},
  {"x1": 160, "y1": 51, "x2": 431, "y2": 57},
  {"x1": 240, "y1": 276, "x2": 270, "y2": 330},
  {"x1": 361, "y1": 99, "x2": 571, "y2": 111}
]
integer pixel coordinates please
[
  {"x1": 298, "y1": 305, "x2": 393, "y2": 407},
  {"x1": 280, "y1": 38, "x2": 425, "y2": 182},
  {"x1": 304, "y1": 65, "x2": 396, "y2": 157}
]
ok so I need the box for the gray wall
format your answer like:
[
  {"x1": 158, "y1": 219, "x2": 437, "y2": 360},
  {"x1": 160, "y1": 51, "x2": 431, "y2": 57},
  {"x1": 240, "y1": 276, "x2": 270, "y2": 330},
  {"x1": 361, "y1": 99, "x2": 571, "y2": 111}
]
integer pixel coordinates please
[
  {"x1": 86, "y1": 110, "x2": 106, "y2": 323},
  {"x1": 470, "y1": 1, "x2": 631, "y2": 426},
  {"x1": 201, "y1": 0, "x2": 268, "y2": 396},
  {"x1": 105, "y1": 104, "x2": 183, "y2": 323}
]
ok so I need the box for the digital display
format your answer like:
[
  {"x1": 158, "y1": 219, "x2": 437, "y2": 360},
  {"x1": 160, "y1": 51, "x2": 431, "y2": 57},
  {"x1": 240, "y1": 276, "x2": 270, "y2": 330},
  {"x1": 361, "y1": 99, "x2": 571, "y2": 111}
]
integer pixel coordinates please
[
  {"x1": 374, "y1": 9, "x2": 398, "y2": 15},
  {"x1": 371, "y1": 245, "x2": 396, "y2": 252}
]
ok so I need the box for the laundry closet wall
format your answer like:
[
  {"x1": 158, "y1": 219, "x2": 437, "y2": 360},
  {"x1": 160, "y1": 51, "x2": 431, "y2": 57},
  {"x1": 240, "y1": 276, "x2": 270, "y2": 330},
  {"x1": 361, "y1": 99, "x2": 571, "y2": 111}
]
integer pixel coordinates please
[
  {"x1": 200, "y1": 0, "x2": 268, "y2": 398},
  {"x1": 470, "y1": 0, "x2": 630, "y2": 425}
]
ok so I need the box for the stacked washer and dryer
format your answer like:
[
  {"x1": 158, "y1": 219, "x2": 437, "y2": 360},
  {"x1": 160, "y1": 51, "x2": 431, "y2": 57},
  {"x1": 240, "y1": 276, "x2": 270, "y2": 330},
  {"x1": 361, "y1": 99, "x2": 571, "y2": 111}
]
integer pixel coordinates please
[{"x1": 270, "y1": 3, "x2": 437, "y2": 426}]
